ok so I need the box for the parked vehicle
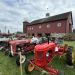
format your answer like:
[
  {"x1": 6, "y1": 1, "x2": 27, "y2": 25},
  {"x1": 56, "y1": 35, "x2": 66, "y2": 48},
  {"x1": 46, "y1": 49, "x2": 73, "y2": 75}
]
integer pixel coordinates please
[
  {"x1": 24, "y1": 42, "x2": 75, "y2": 75},
  {"x1": 0, "y1": 37, "x2": 10, "y2": 55},
  {"x1": 9, "y1": 39, "x2": 35, "y2": 56}
]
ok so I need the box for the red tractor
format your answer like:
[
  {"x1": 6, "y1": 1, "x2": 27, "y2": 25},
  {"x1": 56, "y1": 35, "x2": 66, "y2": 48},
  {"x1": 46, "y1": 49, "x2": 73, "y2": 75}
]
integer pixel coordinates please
[
  {"x1": 24, "y1": 42, "x2": 75, "y2": 75},
  {"x1": 9, "y1": 39, "x2": 35, "y2": 57},
  {"x1": 8, "y1": 39, "x2": 36, "y2": 66}
]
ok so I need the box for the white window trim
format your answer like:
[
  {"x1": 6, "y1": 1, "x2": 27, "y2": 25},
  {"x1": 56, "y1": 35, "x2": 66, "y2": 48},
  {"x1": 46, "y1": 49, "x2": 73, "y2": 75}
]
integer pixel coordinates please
[
  {"x1": 57, "y1": 23, "x2": 61, "y2": 27},
  {"x1": 39, "y1": 25, "x2": 42, "y2": 29},
  {"x1": 32, "y1": 27, "x2": 33, "y2": 30},
  {"x1": 47, "y1": 24, "x2": 50, "y2": 28}
]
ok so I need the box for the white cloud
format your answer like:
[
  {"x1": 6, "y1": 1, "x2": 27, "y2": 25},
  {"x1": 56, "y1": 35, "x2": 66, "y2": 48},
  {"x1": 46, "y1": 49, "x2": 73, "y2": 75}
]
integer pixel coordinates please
[{"x1": 0, "y1": 0, "x2": 75, "y2": 33}]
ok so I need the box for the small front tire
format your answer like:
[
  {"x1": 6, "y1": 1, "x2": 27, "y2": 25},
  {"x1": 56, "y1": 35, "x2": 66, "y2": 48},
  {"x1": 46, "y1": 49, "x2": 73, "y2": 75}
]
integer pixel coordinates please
[{"x1": 24, "y1": 61, "x2": 34, "y2": 74}]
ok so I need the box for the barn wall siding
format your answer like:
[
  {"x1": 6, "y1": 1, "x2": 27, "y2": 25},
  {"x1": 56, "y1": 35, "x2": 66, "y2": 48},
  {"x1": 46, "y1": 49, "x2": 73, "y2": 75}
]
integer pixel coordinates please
[{"x1": 26, "y1": 19, "x2": 67, "y2": 35}]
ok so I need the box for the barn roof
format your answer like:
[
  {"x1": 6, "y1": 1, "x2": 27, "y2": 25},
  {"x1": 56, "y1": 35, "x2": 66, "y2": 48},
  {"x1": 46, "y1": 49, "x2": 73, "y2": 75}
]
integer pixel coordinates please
[{"x1": 29, "y1": 11, "x2": 72, "y2": 25}]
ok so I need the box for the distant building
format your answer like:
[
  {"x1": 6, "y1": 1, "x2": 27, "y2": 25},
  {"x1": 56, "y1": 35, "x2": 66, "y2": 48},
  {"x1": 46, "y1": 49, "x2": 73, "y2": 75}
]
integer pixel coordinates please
[{"x1": 23, "y1": 11, "x2": 73, "y2": 36}]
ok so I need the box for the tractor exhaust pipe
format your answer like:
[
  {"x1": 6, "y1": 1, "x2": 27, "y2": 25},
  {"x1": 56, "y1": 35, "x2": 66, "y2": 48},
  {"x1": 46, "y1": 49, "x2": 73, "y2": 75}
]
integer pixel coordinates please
[{"x1": 47, "y1": 36, "x2": 49, "y2": 44}]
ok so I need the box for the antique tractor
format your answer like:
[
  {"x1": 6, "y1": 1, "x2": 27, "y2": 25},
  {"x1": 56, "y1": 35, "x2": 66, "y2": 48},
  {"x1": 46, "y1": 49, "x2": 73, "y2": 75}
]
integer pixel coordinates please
[
  {"x1": 0, "y1": 38, "x2": 10, "y2": 55},
  {"x1": 24, "y1": 42, "x2": 75, "y2": 75},
  {"x1": 9, "y1": 39, "x2": 35, "y2": 57},
  {"x1": 8, "y1": 39, "x2": 35, "y2": 66}
]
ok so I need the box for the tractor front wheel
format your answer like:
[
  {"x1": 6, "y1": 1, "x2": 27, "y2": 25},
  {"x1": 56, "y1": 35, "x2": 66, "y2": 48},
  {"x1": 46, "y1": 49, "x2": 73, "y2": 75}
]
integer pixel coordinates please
[{"x1": 24, "y1": 61, "x2": 34, "y2": 73}]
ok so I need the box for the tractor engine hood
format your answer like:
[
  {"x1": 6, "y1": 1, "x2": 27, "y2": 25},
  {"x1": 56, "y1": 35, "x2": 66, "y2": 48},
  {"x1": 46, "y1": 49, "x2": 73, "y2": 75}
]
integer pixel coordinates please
[{"x1": 35, "y1": 42, "x2": 56, "y2": 51}]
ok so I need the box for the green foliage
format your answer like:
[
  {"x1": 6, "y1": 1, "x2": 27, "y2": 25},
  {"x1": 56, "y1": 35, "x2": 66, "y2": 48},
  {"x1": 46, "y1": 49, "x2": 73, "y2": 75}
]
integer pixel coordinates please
[{"x1": 16, "y1": 31, "x2": 23, "y2": 34}]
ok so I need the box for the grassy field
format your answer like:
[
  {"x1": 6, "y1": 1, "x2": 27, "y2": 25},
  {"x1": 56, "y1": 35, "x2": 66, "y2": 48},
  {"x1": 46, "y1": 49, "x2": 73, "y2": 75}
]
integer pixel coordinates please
[
  {"x1": 0, "y1": 41, "x2": 75, "y2": 75},
  {"x1": 63, "y1": 41, "x2": 75, "y2": 47}
]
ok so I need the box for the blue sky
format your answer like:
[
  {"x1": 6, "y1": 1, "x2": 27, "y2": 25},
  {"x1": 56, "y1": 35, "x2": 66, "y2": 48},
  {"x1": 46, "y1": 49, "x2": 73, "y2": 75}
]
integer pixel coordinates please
[{"x1": 0, "y1": 0, "x2": 75, "y2": 33}]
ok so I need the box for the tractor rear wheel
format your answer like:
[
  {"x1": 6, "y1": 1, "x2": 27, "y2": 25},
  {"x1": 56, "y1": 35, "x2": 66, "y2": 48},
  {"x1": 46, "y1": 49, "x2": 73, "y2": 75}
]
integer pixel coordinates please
[
  {"x1": 66, "y1": 46, "x2": 75, "y2": 66},
  {"x1": 4, "y1": 49, "x2": 9, "y2": 55},
  {"x1": 24, "y1": 61, "x2": 34, "y2": 73},
  {"x1": 16, "y1": 55, "x2": 20, "y2": 66}
]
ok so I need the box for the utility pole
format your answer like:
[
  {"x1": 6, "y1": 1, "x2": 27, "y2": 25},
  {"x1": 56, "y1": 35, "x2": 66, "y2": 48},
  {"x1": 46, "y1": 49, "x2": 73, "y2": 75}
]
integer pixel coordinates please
[
  {"x1": 8, "y1": 29, "x2": 10, "y2": 34},
  {"x1": 0, "y1": 30, "x2": 1, "y2": 34},
  {"x1": 5, "y1": 26, "x2": 6, "y2": 33}
]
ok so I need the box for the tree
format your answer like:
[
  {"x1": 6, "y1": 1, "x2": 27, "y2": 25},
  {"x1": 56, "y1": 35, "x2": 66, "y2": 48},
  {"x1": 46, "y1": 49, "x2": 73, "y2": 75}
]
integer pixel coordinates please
[{"x1": 16, "y1": 31, "x2": 23, "y2": 34}]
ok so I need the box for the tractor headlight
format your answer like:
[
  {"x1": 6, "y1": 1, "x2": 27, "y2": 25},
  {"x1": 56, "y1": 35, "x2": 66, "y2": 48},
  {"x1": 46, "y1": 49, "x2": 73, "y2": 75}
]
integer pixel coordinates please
[
  {"x1": 17, "y1": 48, "x2": 21, "y2": 51},
  {"x1": 55, "y1": 47, "x2": 58, "y2": 52},
  {"x1": 46, "y1": 52, "x2": 49, "y2": 57}
]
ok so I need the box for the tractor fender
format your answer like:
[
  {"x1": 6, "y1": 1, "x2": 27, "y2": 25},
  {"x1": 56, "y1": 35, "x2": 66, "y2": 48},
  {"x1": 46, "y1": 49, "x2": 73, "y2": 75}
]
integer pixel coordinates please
[
  {"x1": 20, "y1": 55, "x2": 26, "y2": 64},
  {"x1": 16, "y1": 55, "x2": 26, "y2": 66}
]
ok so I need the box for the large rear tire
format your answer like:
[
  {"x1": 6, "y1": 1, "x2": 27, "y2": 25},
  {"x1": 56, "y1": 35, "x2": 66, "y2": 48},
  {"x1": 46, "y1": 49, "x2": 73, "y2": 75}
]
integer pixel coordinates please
[
  {"x1": 4, "y1": 49, "x2": 9, "y2": 55},
  {"x1": 66, "y1": 46, "x2": 75, "y2": 66},
  {"x1": 16, "y1": 55, "x2": 20, "y2": 66},
  {"x1": 24, "y1": 61, "x2": 34, "y2": 74}
]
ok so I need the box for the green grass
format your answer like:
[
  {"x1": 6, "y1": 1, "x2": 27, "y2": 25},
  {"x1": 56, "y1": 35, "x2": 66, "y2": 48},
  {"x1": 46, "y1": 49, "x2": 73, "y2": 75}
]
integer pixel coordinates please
[
  {"x1": 0, "y1": 52, "x2": 40, "y2": 75},
  {"x1": 0, "y1": 41, "x2": 75, "y2": 75},
  {"x1": 0, "y1": 52, "x2": 21, "y2": 75},
  {"x1": 64, "y1": 41, "x2": 75, "y2": 48}
]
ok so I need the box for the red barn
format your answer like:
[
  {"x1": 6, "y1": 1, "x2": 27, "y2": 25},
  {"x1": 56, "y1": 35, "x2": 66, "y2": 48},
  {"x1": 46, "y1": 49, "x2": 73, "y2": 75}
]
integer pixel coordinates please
[{"x1": 23, "y1": 11, "x2": 73, "y2": 36}]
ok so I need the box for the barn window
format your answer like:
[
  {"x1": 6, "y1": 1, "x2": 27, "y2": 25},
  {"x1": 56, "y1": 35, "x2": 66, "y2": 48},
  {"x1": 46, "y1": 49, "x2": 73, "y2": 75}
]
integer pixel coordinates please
[
  {"x1": 47, "y1": 24, "x2": 50, "y2": 28},
  {"x1": 30, "y1": 27, "x2": 31, "y2": 30},
  {"x1": 39, "y1": 25, "x2": 42, "y2": 29},
  {"x1": 57, "y1": 23, "x2": 61, "y2": 27},
  {"x1": 32, "y1": 27, "x2": 33, "y2": 30}
]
